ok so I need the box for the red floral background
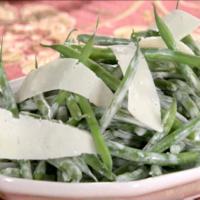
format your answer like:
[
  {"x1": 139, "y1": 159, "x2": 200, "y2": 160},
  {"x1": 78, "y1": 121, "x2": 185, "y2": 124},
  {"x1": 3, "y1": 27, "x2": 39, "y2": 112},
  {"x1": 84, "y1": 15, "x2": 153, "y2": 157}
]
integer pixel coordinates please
[{"x1": 0, "y1": 0, "x2": 200, "y2": 80}]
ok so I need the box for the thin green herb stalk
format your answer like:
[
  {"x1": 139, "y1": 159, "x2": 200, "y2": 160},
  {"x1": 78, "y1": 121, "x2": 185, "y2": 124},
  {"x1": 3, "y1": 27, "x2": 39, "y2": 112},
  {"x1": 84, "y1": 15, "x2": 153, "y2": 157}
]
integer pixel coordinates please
[
  {"x1": 175, "y1": 91, "x2": 199, "y2": 118},
  {"x1": 144, "y1": 99, "x2": 177, "y2": 151},
  {"x1": 77, "y1": 34, "x2": 130, "y2": 46},
  {"x1": 100, "y1": 45, "x2": 139, "y2": 133},
  {"x1": 76, "y1": 95, "x2": 112, "y2": 171},
  {"x1": 116, "y1": 167, "x2": 148, "y2": 182},
  {"x1": 107, "y1": 141, "x2": 199, "y2": 166},
  {"x1": 33, "y1": 161, "x2": 46, "y2": 180},
  {"x1": 79, "y1": 17, "x2": 99, "y2": 63},
  {"x1": 0, "y1": 39, "x2": 18, "y2": 117},
  {"x1": 143, "y1": 49, "x2": 200, "y2": 68},
  {"x1": 153, "y1": 5, "x2": 200, "y2": 95},
  {"x1": 18, "y1": 160, "x2": 32, "y2": 179},
  {"x1": 42, "y1": 44, "x2": 120, "y2": 91},
  {"x1": 150, "y1": 115, "x2": 200, "y2": 153},
  {"x1": 182, "y1": 35, "x2": 200, "y2": 56}
]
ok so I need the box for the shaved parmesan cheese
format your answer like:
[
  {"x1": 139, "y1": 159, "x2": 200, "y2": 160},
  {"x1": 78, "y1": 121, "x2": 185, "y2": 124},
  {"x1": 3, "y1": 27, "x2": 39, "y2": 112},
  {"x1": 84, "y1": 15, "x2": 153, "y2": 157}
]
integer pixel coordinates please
[
  {"x1": 151, "y1": 10, "x2": 200, "y2": 40},
  {"x1": 111, "y1": 43, "x2": 162, "y2": 132},
  {"x1": 139, "y1": 37, "x2": 194, "y2": 55},
  {"x1": 0, "y1": 108, "x2": 96, "y2": 160},
  {"x1": 15, "y1": 58, "x2": 113, "y2": 107}
]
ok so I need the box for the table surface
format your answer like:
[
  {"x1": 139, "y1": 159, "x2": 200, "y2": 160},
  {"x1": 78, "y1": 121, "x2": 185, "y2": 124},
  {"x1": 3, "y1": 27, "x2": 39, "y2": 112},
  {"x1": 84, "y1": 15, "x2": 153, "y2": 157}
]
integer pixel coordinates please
[
  {"x1": 0, "y1": 1, "x2": 200, "y2": 200},
  {"x1": 0, "y1": 0, "x2": 199, "y2": 80}
]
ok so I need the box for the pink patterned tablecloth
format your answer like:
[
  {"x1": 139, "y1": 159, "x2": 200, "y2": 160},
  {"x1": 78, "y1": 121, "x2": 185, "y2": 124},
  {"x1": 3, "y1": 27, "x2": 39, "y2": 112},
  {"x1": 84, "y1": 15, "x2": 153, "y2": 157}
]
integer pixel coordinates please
[{"x1": 0, "y1": 0, "x2": 199, "y2": 79}]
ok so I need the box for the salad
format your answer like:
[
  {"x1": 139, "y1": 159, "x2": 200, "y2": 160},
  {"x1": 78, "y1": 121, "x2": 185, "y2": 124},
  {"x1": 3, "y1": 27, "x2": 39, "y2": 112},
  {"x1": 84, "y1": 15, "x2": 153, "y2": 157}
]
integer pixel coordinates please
[{"x1": 0, "y1": 6, "x2": 200, "y2": 183}]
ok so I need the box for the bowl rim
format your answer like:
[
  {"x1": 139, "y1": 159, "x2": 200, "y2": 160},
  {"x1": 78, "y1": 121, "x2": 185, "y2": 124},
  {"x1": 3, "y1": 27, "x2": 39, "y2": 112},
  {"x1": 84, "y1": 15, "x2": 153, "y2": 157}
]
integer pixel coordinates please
[{"x1": 1, "y1": 166, "x2": 200, "y2": 198}]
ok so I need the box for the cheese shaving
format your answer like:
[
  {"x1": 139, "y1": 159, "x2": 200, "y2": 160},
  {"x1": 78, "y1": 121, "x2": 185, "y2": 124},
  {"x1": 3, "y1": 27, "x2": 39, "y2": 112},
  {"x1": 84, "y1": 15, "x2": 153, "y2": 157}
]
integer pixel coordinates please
[
  {"x1": 111, "y1": 43, "x2": 163, "y2": 132},
  {"x1": 151, "y1": 10, "x2": 200, "y2": 40},
  {"x1": 0, "y1": 108, "x2": 96, "y2": 160},
  {"x1": 15, "y1": 58, "x2": 113, "y2": 107}
]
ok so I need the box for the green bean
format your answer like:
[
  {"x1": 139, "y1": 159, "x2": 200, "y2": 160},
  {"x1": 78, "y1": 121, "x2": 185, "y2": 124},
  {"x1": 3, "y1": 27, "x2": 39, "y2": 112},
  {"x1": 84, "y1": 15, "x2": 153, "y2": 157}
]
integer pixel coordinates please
[
  {"x1": 182, "y1": 35, "x2": 200, "y2": 56},
  {"x1": 0, "y1": 168, "x2": 21, "y2": 178},
  {"x1": 0, "y1": 161, "x2": 17, "y2": 170},
  {"x1": 42, "y1": 44, "x2": 120, "y2": 91},
  {"x1": 152, "y1": 72, "x2": 182, "y2": 79},
  {"x1": 153, "y1": 5, "x2": 200, "y2": 95},
  {"x1": 184, "y1": 139, "x2": 200, "y2": 151},
  {"x1": 144, "y1": 99, "x2": 177, "y2": 151},
  {"x1": 153, "y1": 5, "x2": 176, "y2": 50},
  {"x1": 143, "y1": 48, "x2": 200, "y2": 68},
  {"x1": 175, "y1": 91, "x2": 199, "y2": 118},
  {"x1": 113, "y1": 108, "x2": 145, "y2": 128},
  {"x1": 19, "y1": 99, "x2": 37, "y2": 111},
  {"x1": 71, "y1": 44, "x2": 117, "y2": 64},
  {"x1": 108, "y1": 140, "x2": 199, "y2": 166},
  {"x1": 51, "y1": 90, "x2": 67, "y2": 116},
  {"x1": 170, "y1": 141, "x2": 185, "y2": 154},
  {"x1": 158, "y1": 93, "x2": 188, "y2": 123},
  {"x1": 150, "y1": 115, "x2": 200, "y2": 153},
  {"x1": 131, "y1": 29, "x2": 159, "y2": 41},
  {"x1": 149, "y1": 165, "x2": 162, "y2": 177},
  {"x1": 83, "y1": 154, "x2": 114, "y2": 180},
  {"x1": 72, "y1": 157, "x2": 97, "y2": 181},
  {"x1": 0, "y1": 40, "x2": 18, "y2": 116},
  {"x1": 78, "y1": 31, "x2": 95, "y2": 63},
  {"x1": 77, "y1": 34, "x2": 130, "y2": 46},
  {"x1": 33, "y1": 161, "x2": 46, "y2": 180},
  {"x1": 66, "y1": 92, "x2": 82, "y2": 122},
  {"x1": 18, "y1": 160, "x2": 32, "y2": 179},
  {"x1": 154, "y1": 79, "x2": 177, "y2": 92},
  {"x1": 171, "y1": 79, "x2": 196, "y2": 96},
  {"x1": 34, "y1": 94, "x2": 53, "y2": 119},
  {"x1": 76, "y1": 95, "x2": 112, "y2": 171},
  {"x1": 148, "y1": 60, "x2": 176, "y2": 72},
  {"x1": 55, "y1": 106, "x2": 68, "y2": 122},
  {"x1": 191, "y1": 96, "x2": 200, "y2": 111},
  {"x1": 49, "y1": 159, "x2": 82, "y2": 182},
  {"x1": 100, "y1": 45, "x2": 139, "y2": 132},
  {"x1": 116, "y1": 167, "x2": 148, "y2": 182}
]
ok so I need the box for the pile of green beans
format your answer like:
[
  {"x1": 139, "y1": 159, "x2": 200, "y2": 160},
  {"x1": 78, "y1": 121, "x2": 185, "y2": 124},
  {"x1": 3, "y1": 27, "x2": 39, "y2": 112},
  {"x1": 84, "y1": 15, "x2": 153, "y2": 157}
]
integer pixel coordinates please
[{"x1": 1, "y1": 7, "x2": 200, "y2": 183}]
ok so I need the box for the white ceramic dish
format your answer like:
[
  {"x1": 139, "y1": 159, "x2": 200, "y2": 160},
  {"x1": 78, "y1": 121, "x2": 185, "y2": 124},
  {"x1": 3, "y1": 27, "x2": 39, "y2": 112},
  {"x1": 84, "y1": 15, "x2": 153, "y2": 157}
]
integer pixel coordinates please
[
  {"x1": 1, "y1": 78, "x2": 200, "y2": 200},
  {"x1": 1, "y1": 166, "x2": 200, "y2": 200}
]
